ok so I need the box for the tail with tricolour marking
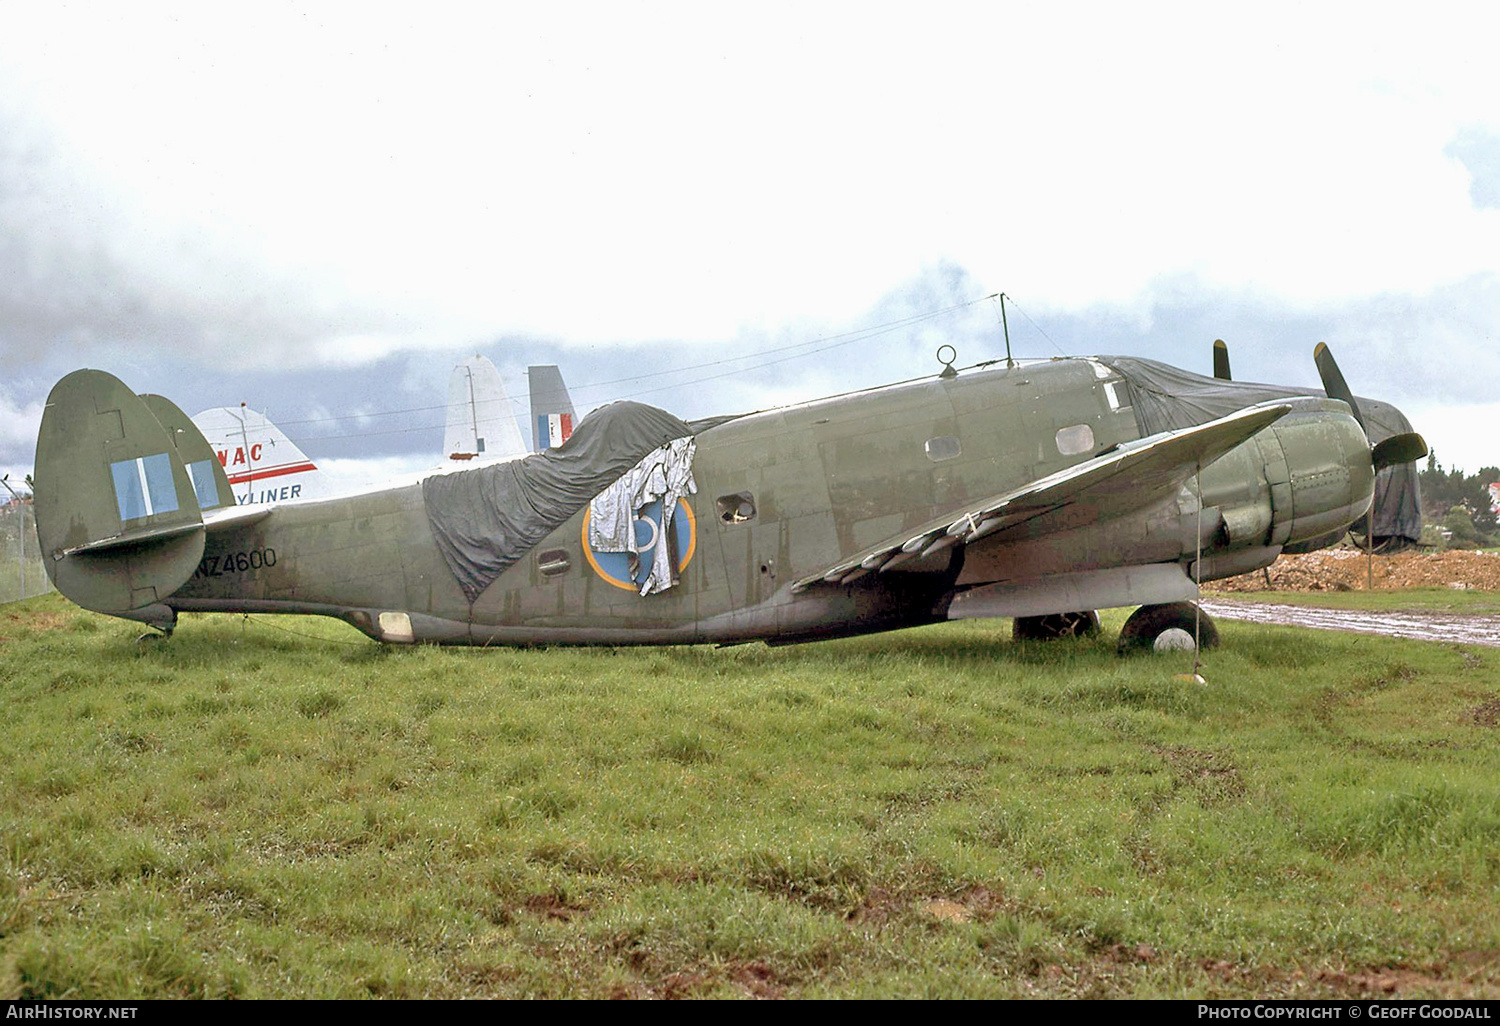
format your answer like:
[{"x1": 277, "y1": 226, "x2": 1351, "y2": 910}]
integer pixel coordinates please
[{"x1": 528, "y1": 364, "x2": 577, "y2": 450}]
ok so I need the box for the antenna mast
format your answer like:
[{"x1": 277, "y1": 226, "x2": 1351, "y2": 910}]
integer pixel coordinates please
[{"x1": 999, "y1": 293, "x2": 1014, "y2": 367}]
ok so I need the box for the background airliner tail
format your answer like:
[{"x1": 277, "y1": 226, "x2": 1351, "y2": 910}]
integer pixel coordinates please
[
  {"x1": 528, "y1": 364, "x2": 577, "y2": 450},
  {"x1": 191, "y1": 405, "x2": 328, "y2": 505},
  {"x1": 444, "y1": 356, "x2": 528, "y2": 463}
]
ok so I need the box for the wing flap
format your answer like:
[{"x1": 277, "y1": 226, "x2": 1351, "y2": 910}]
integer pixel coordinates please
[{"x1": 791, "y1": 402, "x2": 1291, "y2": 593}]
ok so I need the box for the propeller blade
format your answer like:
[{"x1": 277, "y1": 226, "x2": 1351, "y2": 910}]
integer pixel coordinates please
[
  {"x1": 1372, "y1": 432, "x2": 1428, "y2": 472},
  {"x1": 1313, "y1": 342, "x2": 1364, "y2": 429},
  {"x1": 1212, "y1": 339, "x2": 1232, "y2": 381}
]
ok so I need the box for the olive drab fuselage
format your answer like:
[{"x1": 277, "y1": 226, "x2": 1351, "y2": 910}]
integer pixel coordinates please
[{"x1": 154, "y1": 358, "x2": 1375, "y2": 645}]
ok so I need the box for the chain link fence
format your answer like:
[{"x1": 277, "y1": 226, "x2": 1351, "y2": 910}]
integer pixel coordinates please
[{"x1": 1, "y1": 502, "x2": 52, "y2": 604}]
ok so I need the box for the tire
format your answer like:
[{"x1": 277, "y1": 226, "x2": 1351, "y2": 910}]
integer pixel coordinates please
[
  {"x1": 1117, "y1": 602, "x2": 1219, "y2": 654},
  {"x1": 1012, "y1": 610, "x2": 1101, "y2": 641}
]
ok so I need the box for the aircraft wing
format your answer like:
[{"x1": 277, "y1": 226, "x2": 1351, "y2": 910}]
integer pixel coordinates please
[{"x1": 790, "y1": 402, "x2": 1292, "y2": 593}]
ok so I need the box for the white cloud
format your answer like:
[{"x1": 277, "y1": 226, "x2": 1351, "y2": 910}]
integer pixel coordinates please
[
  {"x1": 0, "y1": 0, "x2": 1496, "y2": 499},
  {"x1": 0, "y1": 390, "x2": 44, "y2": 457},
  {"x1": 313, "y1": 455, "x2": 438, "y2": 498},
  {"x1": 2, "y1": 3, "x2": 1497, "y2": 358},
  {"x1": 1405, "y1": 400, "x2": 1500, "y2": 477}
]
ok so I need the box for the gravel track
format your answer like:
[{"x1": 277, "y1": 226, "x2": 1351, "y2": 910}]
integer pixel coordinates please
[{"x1": 1199, "y1": 600, "x2": 1500, "y2": 647}]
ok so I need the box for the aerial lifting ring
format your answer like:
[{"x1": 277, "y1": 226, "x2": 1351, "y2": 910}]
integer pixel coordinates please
[{"x1": 936, "y1": 345, "x2": 958, "y2": 379}]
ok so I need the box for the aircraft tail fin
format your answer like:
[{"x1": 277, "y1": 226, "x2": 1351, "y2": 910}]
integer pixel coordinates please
[
  {"x1": 33, "y1": 370, "x2": 224, "y2": 626},
  {"x1": 191, "y1": 405, "x2": 326, "y2": 505},
  {"x1": 527, "y1": 364, "x2": 577, "y2": 450},
  {"x1": 444, "y1": 355, "x2": 528, "y2": 463}
]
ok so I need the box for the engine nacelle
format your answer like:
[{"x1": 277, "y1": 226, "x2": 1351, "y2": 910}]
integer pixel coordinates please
[
  {"x1": 1199, "y1": 398, "x2": 1373, "y2": 567},
  {"x1": 1259, "y1": 400, "x2": 1374, "y2": 547}
]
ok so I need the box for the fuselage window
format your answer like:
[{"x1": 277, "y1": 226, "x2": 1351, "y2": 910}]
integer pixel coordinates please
[
  {"x1": 537, "y1": 549, "x2": 571, "y2": 577},
  {"x1": 924, "y1": 435, "x2": 962, "y2": 462},
  {"x1": 1055, "y1": 424, "x2": 1095, "y2": 456},
  {"x1": 717, "y1": 492, "x2": 756, "y2": 524}
]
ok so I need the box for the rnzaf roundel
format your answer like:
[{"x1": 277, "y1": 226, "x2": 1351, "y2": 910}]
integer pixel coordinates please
[{"x1": 582, "y1": 498, "x2": 696, "y2": 591}]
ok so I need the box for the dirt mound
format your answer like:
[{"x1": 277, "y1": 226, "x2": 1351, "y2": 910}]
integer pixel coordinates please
[{"x1": 1205, "y1": 548, "x2": 1500, "y2": 593}]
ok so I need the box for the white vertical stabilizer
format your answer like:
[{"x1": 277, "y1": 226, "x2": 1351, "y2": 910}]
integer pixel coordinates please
[
  {"x1": 444, "y1": 356, "x2": 527, "y2": 463},
  {"x1": 191, "y1": 406, "x2": 329, "y2": 505}
]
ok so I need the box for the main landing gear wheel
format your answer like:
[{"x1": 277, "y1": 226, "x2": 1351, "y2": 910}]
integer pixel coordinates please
[
  {"x1": 1013, "y1": 610, "x2": 1101, "y2": 641},
  {"x1": 1117, "y1": 602, "x2": 1219, "y2": 654}
]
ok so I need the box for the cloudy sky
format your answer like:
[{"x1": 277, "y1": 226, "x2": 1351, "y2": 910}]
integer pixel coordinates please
[{"x1": 3, "y1": 2, "x2": 1499, "y2": 497}]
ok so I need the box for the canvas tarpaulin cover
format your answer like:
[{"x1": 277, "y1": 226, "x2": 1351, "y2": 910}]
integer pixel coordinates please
[
  {"x1": 423, "y1": 400, "x2": 696, "y2": 603},
  {"x1": 1100, "y1": 356, "x2": 1423, "y2": 543}
]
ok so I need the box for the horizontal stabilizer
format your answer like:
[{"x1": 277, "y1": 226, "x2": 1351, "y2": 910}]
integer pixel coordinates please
[
  {"x1": 203, "y1": 505, "x2": 275, "y2": 530},
  {"x1": 34, "y1": 370, "x2": 210, "y2": 617},
  {"x1": 59, "y1": 520, "x2": 205, "y2": 558}
]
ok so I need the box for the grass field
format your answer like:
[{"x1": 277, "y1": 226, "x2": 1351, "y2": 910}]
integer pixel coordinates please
[{"x1": 3, "y1": 593, "x2": 1499, "y2": 999}]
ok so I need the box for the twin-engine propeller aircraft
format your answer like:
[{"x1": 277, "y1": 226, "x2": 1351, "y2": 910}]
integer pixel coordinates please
[{"x1": 31, "y1": 345, "x2": 1425, "y2": 652}]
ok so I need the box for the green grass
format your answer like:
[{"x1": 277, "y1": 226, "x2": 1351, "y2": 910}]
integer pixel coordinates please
[{"x1": 3, "y1": 594, "x2": 1500, "y2": 998}]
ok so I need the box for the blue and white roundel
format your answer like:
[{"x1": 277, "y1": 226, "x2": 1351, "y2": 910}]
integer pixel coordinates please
[{"x1": 582, "y1": 499, "x2": 697, "y2": 590}]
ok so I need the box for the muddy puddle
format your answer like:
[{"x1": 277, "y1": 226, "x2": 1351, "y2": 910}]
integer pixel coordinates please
[{"x1": 1199, "y1": 601, "x2": 1500, "y2": 647}]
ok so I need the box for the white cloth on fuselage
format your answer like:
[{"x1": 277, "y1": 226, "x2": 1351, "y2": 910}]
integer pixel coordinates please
[{"x1": 587, "y1": 437, "x2": 697, "y2": 594}]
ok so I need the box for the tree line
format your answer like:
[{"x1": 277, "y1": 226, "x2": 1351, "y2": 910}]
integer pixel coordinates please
[{"x1": 1418, "y1": 454, "x2": 1499, "y2": 545}]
